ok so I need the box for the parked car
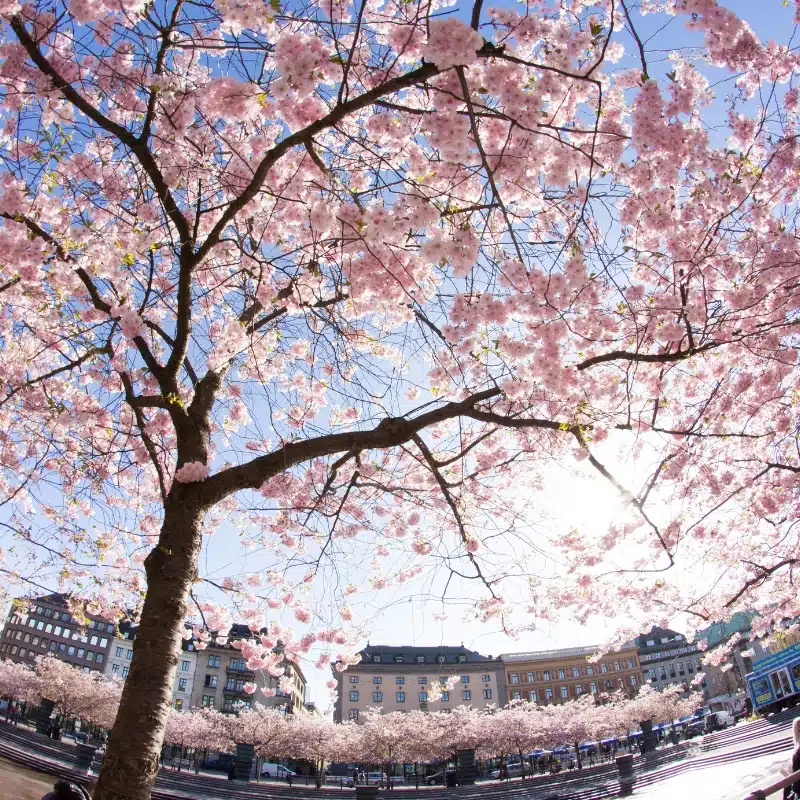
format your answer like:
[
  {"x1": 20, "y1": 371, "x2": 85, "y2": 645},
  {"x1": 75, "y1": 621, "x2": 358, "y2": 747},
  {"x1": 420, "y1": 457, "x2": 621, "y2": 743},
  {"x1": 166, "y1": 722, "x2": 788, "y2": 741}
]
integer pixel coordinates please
[
  {"x1": 426, "y1": 769, "x2": 455, "y2": 785},
  {"x1": 684, "y1": 720, "x2": 706, "y2": 739},
  {"x1": 488, "y1": 763, "x2": 532, "y2": 779},
  {"x1": 260, "y1": 763, "x2": 297, "y2": 779}
]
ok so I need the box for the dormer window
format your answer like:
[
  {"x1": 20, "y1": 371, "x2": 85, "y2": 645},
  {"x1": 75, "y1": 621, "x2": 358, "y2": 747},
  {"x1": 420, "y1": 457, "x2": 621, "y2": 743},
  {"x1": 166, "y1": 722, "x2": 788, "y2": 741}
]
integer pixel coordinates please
[
  {"x1": 437, "y1": 655, "x2": 446, "y2": 664},
  {"x1": 457, "y1": 655, "x2": 467, "y2": 663},
  {"x1": 416, "y1": 655, "x2": 425, "y2": 664},
  {"x1": 395, "y1": 655, "x2": 404, "y2": 663},
  {"x1": 373, "y1": 655, "x2": 381, "y2": 663}
]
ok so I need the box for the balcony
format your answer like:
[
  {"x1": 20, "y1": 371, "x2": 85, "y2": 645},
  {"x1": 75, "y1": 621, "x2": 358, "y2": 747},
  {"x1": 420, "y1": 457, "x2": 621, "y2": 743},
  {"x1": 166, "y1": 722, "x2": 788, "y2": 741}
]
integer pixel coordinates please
[{"x1": 226, "y1": 664, "x2": 254, "y2": 676}]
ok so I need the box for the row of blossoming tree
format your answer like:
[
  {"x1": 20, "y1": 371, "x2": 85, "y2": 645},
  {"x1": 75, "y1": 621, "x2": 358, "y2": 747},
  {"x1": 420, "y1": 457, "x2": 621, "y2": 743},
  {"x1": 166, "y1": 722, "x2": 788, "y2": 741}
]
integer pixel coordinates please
[
  {"x1": 0, "y1": 655, "x2": 698, "y2": 765},
  {"x1": 1, "y1": 0, "x2": 798, "y2": 794},
  {"x1": 0, "y1": 657, "x2": 122, "y2": 730}
]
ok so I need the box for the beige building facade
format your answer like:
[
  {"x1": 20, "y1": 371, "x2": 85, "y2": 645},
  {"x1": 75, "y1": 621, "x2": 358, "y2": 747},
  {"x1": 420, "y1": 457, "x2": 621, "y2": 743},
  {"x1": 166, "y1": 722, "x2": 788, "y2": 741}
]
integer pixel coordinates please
[
  {"x1": 189, "y1": 626, "x2": 307, "y2": 715},
  {"x1": 333, "y1": 645, "x2": 505, "y2": 723},
  {"x1": 501, "y1": 644, "x2": 644, "y2": 705}
]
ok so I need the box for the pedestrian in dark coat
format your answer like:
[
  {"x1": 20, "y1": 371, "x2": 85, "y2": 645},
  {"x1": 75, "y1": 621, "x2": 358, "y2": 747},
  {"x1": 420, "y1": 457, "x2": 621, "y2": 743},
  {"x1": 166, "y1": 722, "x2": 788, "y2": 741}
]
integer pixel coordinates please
[
  {"x1": 783, "y1": 718, "x2": 800, "y2": 799},
  {"x1": 40, "y1": 780, "x2": 91, "y2": 799}
]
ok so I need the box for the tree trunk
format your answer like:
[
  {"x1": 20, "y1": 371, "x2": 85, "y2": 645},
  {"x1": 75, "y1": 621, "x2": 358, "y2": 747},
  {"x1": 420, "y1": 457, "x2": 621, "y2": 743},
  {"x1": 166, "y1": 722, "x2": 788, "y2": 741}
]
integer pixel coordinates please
[{"x1": 93, "y1": 490, "x2": 206, "y2": 800}]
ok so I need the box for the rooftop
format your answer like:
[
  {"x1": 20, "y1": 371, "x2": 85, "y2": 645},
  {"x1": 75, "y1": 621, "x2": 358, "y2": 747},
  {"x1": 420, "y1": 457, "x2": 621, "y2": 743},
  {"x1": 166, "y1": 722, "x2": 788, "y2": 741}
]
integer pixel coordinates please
[
  {"x1": 501, "y1": 642, "x2": 637, "y2": 662},
  {"x1": 355, "y1": 644, "x2": 497, "y2": 665}
]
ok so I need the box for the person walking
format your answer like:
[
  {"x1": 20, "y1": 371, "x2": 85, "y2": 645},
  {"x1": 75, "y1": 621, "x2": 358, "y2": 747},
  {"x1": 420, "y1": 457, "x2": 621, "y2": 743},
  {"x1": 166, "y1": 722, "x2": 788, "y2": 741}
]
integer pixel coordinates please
[{"x1": 783, "y1": 718, "x2": 800, "y2": 799}]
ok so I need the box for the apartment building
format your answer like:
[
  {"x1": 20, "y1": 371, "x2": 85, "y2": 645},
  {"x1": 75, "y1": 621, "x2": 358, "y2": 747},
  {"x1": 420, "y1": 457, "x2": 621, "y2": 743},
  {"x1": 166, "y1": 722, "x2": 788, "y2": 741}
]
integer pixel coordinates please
[
  {"x1": 104, "y1": 626, "x2": 199, "y2": 711},
  {"x1": 189, "y1": 626, "x2": 307, "y2": 715},
  {"x1": 333, "y1": 644, "x2": 505, "y2": 723},
  {"x1": 501, "y1": 644, "x2": 644, "y2": 705},
  {"x1": 0, "y1": 594, "x2": 115, "y2": 673},
  {"x1": 635, "y1": 626, "x2": 703, "y2": 691}
]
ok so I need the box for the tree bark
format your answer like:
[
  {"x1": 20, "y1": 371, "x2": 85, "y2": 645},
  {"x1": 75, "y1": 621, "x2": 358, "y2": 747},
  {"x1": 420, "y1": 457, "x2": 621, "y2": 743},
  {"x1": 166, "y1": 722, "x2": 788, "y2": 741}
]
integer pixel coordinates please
[{"x1": 93, "y1": 488, "x2": 206, "y2": 800}]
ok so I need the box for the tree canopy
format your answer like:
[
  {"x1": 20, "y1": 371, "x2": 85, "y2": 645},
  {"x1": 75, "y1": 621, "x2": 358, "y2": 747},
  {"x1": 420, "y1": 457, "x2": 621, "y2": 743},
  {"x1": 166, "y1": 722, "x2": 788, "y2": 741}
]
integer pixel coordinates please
[{"x1": 1, "y1": 0, "x2": 799, "y2": 795}]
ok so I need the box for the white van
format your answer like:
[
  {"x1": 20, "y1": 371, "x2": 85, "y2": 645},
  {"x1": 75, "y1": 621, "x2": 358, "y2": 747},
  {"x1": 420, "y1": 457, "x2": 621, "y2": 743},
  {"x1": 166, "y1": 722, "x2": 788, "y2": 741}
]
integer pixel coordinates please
[
  {"x1": 706, "y1": 710, "x2": 734, "y2": 730},
  {"x1": 260, "y1": 763, "x2": 297, "y2": 779}
]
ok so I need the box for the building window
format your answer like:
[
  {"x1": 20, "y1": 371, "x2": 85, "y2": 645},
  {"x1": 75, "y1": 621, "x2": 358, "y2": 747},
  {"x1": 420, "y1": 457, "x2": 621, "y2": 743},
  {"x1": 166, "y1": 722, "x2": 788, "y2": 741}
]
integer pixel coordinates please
[
  {"x1": 77, "y1": 648, "x2": 85, "y2": 659},
  {"x1": 416, "y1": 655, "x2": 425, "y2": 664},
  {"x1": 618, "y1": 678, "x2": 625, "y2": 689},
  {"x1": 175, "y1": 699, "x2": 184, "y2": 711},
  {"x1": 349, "y1": 676, "x2": 359, "y2": 683},
  {"x1": 661, "y1": 637, "x2": 669, "y2": 644},
  {"x1": 207, "y1": 655, "x2": 220, "y2": 668},
  {"x1": 590, "y1": 682, "x2": 597, "y2": 693},
  {"x1": 62, "y1": 628, "x2": 71, "y2": 638},
  {"x1": 545, "y1": 687, "x2": 553, "y2": 700},
  {"x1": 646, "y1": 640, "x2": 655, "y2": 646},
  {"x1": 27, "y1": 619, "x2": 35, "y2": 628},
  {"x1": 120, "y1": 666, "x2": 129, "y2": 678},
  {"x1": 627, "y1": 659, "x2": 634, "y2": 669},
  {"x1": 614, "y1": 661, "x2": 621, "y2": 672},
  {"x1": 687, "y1": 661, "x2": 694, "y2": 674},
  {"x1": 558, "y1": 669, "x2": 565, "y2": 679},
  {"x1": 511, "y1": 673, "x2": 519, "y2": 684},
  {"x1": 205, "y1": 674, "x2": 217, "y2": 688},
  {"x1": 350, "y1": 690, "x2": 359, "y2": 702},
  {"x1": 560, "y1": 686, "x2": 568, "y2": 699},
  {"x1": 32, "y1": 637, "x2": 39, "y2": 646},
  {"x1": 660, "y1": 666, "x2": 667, "y2": 680},
  {"x1": 178, "y1": 678, "x2": 187, "y2": 691},
  {"x1": 54, "y1": 626, "x2": 61, "y2": 637},
  {"x1": 391, "y1": 655, "x2": 403, "y2": 664},
  {"x1": 457, "y1": 655, "x2": 467, "y2": 663},
  {"x1": 230, "y1": 658, "x2": 247, "y2": 670},
  {"x1": 587, "y1": 665, "x2": 594, "y2": 675},
  {"x1": 202, "y1": 695, "x2": 215, "y2": 708},
  {"x1": 112, "y1": 664, "x2": 119, "y2": 675},
  {"x1": 49, "y1": 642, "x2": 57, "y2": 652},
  {"x1": 576, "y1": 685, "x2": 583, "y2": 695},
  {"x1": 373, "y1": 655, "x2": 381, "y2": 663},
  {"x1": 543, "y1": 670, "x2": 551, "y2": 681},
  {"x1": 572, "y1": 667, "x2": 580, "y2": 678},
  {"x1": 695, "y1": 657, "x2": 702, "y2": 669},
  {"x1": 512, "y1": 690, "x2": 521, "y2": 700},
  {"x1": 19, "y1": 648, "x2": 26, "y2": 658},
  {"x1": 441, "y1": 691, "x2": 450, "y2": 701},
  {"x1": 67, "y1": 646, "x2": 76, "y2": 656},
  {"x1": 396, "y1": 692, "x2": 405, "y2": 702},
  {"x1": 115, "y1": 646, "x2": 124, "y2": 657},
  {"x1": 437, "y1": 656, "x2": 445, "y2": 663},
  {"x1": 419, "y1": 691, "x2": 428, "y2": 702},
  {"x1": 86, "y1": 651, "x2": 95, "y2": 662},
  {"x1": 58, "y1": 643, "x2": 66, "y2": 653},
  {"x1": 439, "y1": 677, "x2": 448, "y2": 685},
  {"x1": 107, "y1": 623, "x2": 114, "y2": 633},
  {"x1": 125, "y1": 649, "x2": 132, "y2": 660},
  {"x1": 649, "y1": 668, "x2": 656, "y2": 681},
  {"x1": 349, "y1": 709, "x2": 359, "y2": 721},
  {"x1": 678, "y1": 663, "x2": 685, "y2": 676},
  {"x1": 605, "y1": 680, "x2": 613, "y2": 690},
  {"x1": 630, "y1": 675, "x2": 637, "y2": 686},
  {"x1": 10, "y1": 646, "x2": 16, "y2": 655},
  {"x1": 482, "y1": 674, "x2": 491, "y2": 682},
  {"x1": 181, "y1": 660, "x2": 190, "y2": 672},
  {"x1": 601, "y1": 663, "x2": 608, "y2": 673},
  {"x1": 527, "y1": 672, "x2": 534, "y2": 682},
  {"x1": 373, "y1": 692, "x2": 383, "y2": 702},
  {"x1": 373, "y1": 676, "x2": 382, "y2": 684},
  {"x1": 669, "y1": 665, "x2": 676, "y2": 679},
  {"x1": 419, "y1": 677, "x2": 427, "y2": 685},
  {"x1": 461, "y1": 675, "x2": 469, "y2": 684},
  {"x1": 396, "y1": 677, "x2": 405, "y2": 685},
  {"x1": 529, "y1": 689, "x2": 537, "y2": 702},
  {"x1": 23, "y1": 633, "x2": 30, "y2": 643},
  {"x1": 90, "y1": 635, "x2": 98, "y2": 646},
  {"x1": 36, "y1": 621, "x2": 44, "y2": 631},
  {"x1": 45, "y1": 624, "x2": 52, "y2": 634},
  {"x1": 462, "y1": 690, "x2": 471, "y2": 700}
]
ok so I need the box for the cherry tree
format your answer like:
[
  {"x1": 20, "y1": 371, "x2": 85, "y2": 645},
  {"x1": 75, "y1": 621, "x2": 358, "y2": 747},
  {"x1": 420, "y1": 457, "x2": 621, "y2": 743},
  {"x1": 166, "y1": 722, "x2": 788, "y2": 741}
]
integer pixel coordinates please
[{"x1": 1, "y1": 0, "x2": 800, "y2": 797}]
